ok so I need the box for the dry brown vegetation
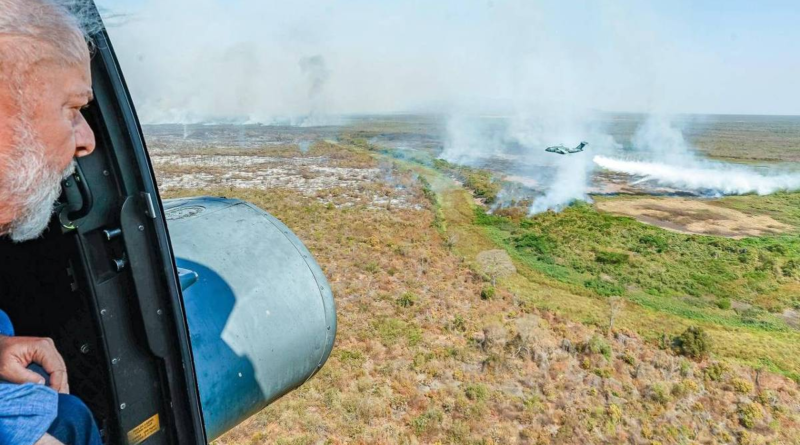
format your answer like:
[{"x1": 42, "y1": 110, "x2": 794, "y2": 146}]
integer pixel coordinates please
[{"x1": 155, "y1": 144, "x2": 800, "y2": 444}]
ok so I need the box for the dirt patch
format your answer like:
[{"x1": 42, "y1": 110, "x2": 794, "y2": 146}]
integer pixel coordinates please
[
  {"x1": 596, "y1": 197, "x2": 792, "y2": 238},
  {"x1": 783, "y1": 309, "x2": 800, "y2": 329}
]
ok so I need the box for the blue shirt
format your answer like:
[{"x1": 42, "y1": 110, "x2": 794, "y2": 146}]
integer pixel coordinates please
[
  {"x1": 0, "y1": 383, "x2": 58, "y2": 445},
  {"x1": 0, "y1": 310, "x2": 58, "y2": 445}
]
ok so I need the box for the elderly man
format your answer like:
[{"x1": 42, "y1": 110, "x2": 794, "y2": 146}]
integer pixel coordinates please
[{"x1": 0, "y1": 0, "x2": 102, "y2": 444}]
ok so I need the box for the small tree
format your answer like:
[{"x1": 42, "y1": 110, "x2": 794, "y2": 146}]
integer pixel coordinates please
[
  {"x1": 673, "y1": 326, "x2": 711, "y2": 359},
  {"x1": 476, "y1": 249, "x2": 516, "y2": 287},
  {"x1": 754, "y1": 365, "x2": 764, "y2": 392},
  {"x1": 607, "y1": 296, "x2": 624, "y2": 337}
]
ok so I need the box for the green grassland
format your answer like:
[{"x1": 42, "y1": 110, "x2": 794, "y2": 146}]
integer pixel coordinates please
[
  {"x1": 352, "y1": 114, "x2": 800, "y2": 381},
  {"x1": 477, "y1": 199, "x2": 800, "y2": 317},
  {"x1": 154, "y1": 132, "x2": 800, "y2": 443},
  {"x1": 392, "y1": 156, "x2": 800, "y2": 380},
  {"x1": 713, "y1": 192, "x2": 800, "y2": 227}
]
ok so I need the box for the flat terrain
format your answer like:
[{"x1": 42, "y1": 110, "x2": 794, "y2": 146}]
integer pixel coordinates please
[
  {"x1": 146, "y1": 117, "x2": 800, "y2": 444},
  {"x1": 595, "y1": 197, "x2": 793, "y2": 238},
  {"x1": 604, "y1": 114, "x2": 800, "y2": 163}
]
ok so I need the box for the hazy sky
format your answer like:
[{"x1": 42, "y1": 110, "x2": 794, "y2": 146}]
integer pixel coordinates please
[{"x1": 97, "y1": 0, "x2": 800, "y2": 122}]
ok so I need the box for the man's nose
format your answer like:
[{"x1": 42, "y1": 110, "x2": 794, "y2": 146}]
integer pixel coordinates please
[{"x1": 74, "y1": 113, "x2": 96, "y2": 158}]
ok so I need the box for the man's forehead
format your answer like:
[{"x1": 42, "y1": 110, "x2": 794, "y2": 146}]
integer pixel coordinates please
[{"x1": 61, "y1": 60, "x2": 93, "y2": 101}]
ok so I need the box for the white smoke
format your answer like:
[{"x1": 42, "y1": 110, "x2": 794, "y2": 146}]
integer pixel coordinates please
[
  {"x1": 439, "y1": 115, "x2": 506, "y2": 164},
  {"x1": 440, "y1": 110, "x2": 623, "y2": 214},
  {"x1": 594, "y1": 115, "x2": 800, "y2": 196},
  {"x1": 528, "y1": 151, "x2": 594, "y2": 214},
  {"x1": 630, "y1": 115, "x2": 696, "y2": 163},
  {"x1": 594, "y1": 156, "x2": 800, "y2": 196},
  {"x1": 513, "y1": 115, "x2": 624, "y2": 214}
]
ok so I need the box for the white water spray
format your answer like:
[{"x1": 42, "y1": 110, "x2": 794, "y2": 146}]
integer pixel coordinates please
[
  {"x1": 593, "y1": 116, "x2": 800, "y2": 196},
  {"x1": 594, "y1": 156, "x2": 800, "y2": 196}
]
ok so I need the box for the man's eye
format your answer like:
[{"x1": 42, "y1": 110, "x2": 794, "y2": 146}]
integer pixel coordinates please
[{"x1": 69, "y1": 108, "x2": 84, "y2": 124}]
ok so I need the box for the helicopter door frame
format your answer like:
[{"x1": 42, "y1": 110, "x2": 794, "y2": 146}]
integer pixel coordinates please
[{"x1": 78, "y1": 6, "x2": 207, "y2": 443}]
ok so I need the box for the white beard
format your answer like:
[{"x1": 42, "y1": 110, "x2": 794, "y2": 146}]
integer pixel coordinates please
[{"x1": 1, "y1": 119, "x2": 76, "y2": 242}]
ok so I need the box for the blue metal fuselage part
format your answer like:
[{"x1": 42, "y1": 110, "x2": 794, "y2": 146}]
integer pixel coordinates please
[{"x1": 163, "y1": 197, "x2": 337, "y2": 440}]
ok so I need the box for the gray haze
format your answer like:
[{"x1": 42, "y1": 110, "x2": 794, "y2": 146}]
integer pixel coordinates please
[
  {"x1": 98, "y1": 0, "x2": 800, "y2": 213},
  {"x1": 99, "y1": 0, "x2": 800, "y2": 123}
]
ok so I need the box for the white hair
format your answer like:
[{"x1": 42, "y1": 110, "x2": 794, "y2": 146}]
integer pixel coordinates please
[
  {"x1": 0, "y1": 0, "x2": 102, "y2": 70},
  {"x1": 0, "y1": 118, "x2": 76, "y2": 242},
  {"x1": 0, "y1": 0, "x2": 98, "y2": 241}
]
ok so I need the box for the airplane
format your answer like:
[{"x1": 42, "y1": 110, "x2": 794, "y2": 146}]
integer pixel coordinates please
[
  {"x1": 545, "y1": 141, "x2": 589, "y2": 155},
  {"x1": 0, "y1": 3, "x2": 336, "y2": 444}
]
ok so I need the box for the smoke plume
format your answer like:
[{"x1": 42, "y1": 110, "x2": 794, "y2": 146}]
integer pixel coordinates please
[
  {"x1": 97, "y1": 0, "x2": 800, "y2": 125},
  {"x1": 590, "y1": 115, "x2": 800, "y2": 196},
  {"x1": 594, "y1": 155, "x2": 800, "y2": 196},
  {"x1": 441, "y1": 110, "x2": 623, "y2": 214}
]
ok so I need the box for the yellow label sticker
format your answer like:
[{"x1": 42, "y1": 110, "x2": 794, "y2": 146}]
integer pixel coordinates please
[{"x1": 127, "y1": 413, "x2": 160, "y2": 445}]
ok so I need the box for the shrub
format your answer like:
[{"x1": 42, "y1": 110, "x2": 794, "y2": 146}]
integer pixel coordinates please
[
  {"x1": 767, "y1": 243, "x2": 788, "y2": 254},
  {"x1": 364, "y1": 261, "x2": 380, "y2": 273},
  {"x1": 474, "y1": 207, "x2": 507, "y2": 226},
  {"x1": 463, "y1": 172, "x2": 501, "y2": 203},
  {"x1": 476, "y1": 249, "x2": 516, "y2": 286},
  {"x1": 581, "y1": 335, "x2": 612, "y2": 360},
  {"x1": 376, "y1": 318, "x2": 406, "y2": 344},
  {"x1": 738, "y1": 403, "x2": 763, "y2": 429},
  {"x1": 412, "y1": 409, "x2": 443, "y2": 435},
  {"x1": 671, "y1": 379, "x2": 698, "y2": 398},
  {"x1": 756, "y1": 390, "x2": 777, "y2": 405},
  {"x1": 673, "y1": 326, "x2": 711, "y2": 359},
  {"x1": 450, "y1": 314, "x2": 466, "y2": 332},
  {"x1": 407, "y1": 328, "x2": 423, "y2": 346},
  {"x1": 607, "y1": 404, "x2": 623, "y2": 424},
  {"x1": 595, "y1": 250, "x2": 630, "y2": 265},
  {"x1": 716, "y1": 298, "x2": 732, "y2": 310},
  {"x1": 337, "y1": 349, "x2": 365, "y2": 367},
  {"x1": 397, "y1": 292, "x2": 417, "y2": 308},
  {"x1": 375, "y1": 318, "x2": 422, "y2": 346},
  {"x1": 639, "y1": 234, "x2": 668, "y2": 252},
  {"x1": 594, "y1": 368, "x2": 612, "y2": 378},
  {"x1": 621, "y1": 351, "x2": 637, "y2": 366},
  {"x1": 648, "y1": 383, "x2": 671, "y2": 405},
  {"x1": 782, "y1": 259, "x2": 799, "y2": 277},
  {"x1": 480, "y1": 285, "x2": 496, "y2": 300},
  {"x1": 738, "y1": 307, "x2": 763, "y2": 325},
  {"x1": 512, "y1": 233, "x2": 553, "y2": 255},
  {"x1": 418, "y1": 176, "x2": 436, "y2": 204},
  {"x1": 679, "y1": 359, "x2": 691, "y2": 377},
  {"x1": 731, "y1": 378, "x2": 754, "y2": 394},
  {"x1": 584, "y1": 279, "x2": 626, "y2": 297},
  {"x1": 465, "y1": 383, "x2": 489, "y2": 402},
  {"x1": 704, "y1": 362, "x2": 729, "y2": 382}
]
